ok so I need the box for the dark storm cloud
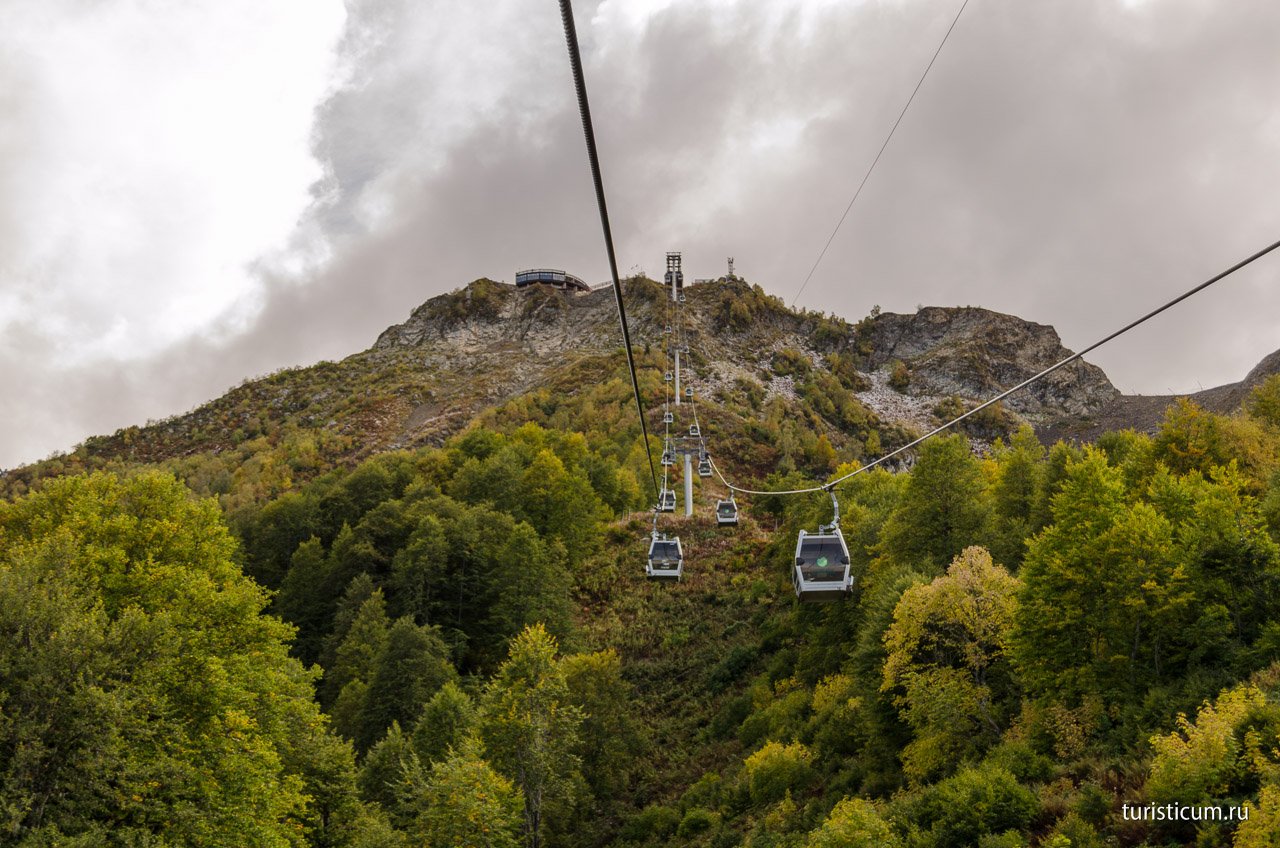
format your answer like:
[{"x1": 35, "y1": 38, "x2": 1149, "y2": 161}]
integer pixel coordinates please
[{"x1": 5, "y1": 0, "x2": 1280, "y2": 467}]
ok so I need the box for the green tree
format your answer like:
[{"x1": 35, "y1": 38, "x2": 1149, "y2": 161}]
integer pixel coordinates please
[
  {"x1": 880, "y1": 434, "x2": 991, "y2": 574},
  {"x1": 357, "y1": 722, "x2": 413, "y2": 823},
  {"x1": 240, "y1": 490, "x2": 320, "y2": 588},
  {"x1": 480, "y1": 624, "x2": 584, "y2": 848},
  {"x1": 357, "y1": 618, "x2": 456, "y2": 752},
  {"x1": 987, "y1": 427, "x2": 1044, "y2": 566},
  {"x1": 560, "y1": 648, "x2": 643, "y2": 802},
  {"x1": 1011, "y1": 450, "x2": 1187, "y2": 708},
  {"x1": 325, "y1": 589, "x2": 390, "y2": 709},
  {"x1": 0, "y1": 471, "x2": 369, "y2": 846},
  {"x1": 901, "y1": 764, "x2": 1038, "y2": 848},
  {"x1": 412, "y1": 681, "x2": 477, "y2": 767},
  {"x1": 275, "y1": 535, "x2": 333, "y2": 664},
  {"x1": 417, "y1": 736, "x2": 524, "y2": 848}
]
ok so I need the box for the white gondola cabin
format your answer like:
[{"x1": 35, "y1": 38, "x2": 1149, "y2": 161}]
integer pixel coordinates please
[
  {"x1": 658, "y1": 488, "x2": 677, "y2": 512},
  {"x1": 646, "y1": 532, "x2": 684, "y2": 580},
  {"x1": 689, "y1": 424, "x2": 701, "y2": 437},
  {"x1": 663, "y1": 411, "x2": 674, "y2": 424},
  {"x1": 698, "y1": 457, "x2": 712, "y2": 477},
  {"x1": 664, "y1": 372, "x2": 673, "y2": 383},
  {"x1": 716, "y1": 498, "x2": 739, "y2": 526},
  {"x1": 793, "y1": 527, "x2": 851, "y2": 601},
  {"x1": 793, "y1": 490, "x2": 852, "y2": 601}
]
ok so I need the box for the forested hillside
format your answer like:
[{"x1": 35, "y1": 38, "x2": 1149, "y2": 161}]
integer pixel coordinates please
[{"x1": 5, "y1": 281, "x2": 1280, "y2": 847}]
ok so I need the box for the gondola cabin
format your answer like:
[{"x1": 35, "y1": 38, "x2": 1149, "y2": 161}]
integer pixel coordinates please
[
  {"x1": 689, "y1": 424, "x2": 700, "y2": 437},
  {"x1": 684, "y1": 387, "x2": 693, "y2": 399},
  {"x1": 716, "y1": 499, "x2": 739, "y2": 526},
  {"x1": 646, "y1": 533, "x2": 683, "y2": 580},
  {"x1": 661, "y1": 448, "x2": 674, "y2": 467},
  {"x1": 663, "y1": 411, "x2": 674, "y2": 424},
  {"x1": 793, "y1": 527, "x2": 852, "y2": 601},
  {"x1": 698, "y1": 457, "x2": 712, "y2": 477},
  {"x1": 664, "y1": 372, "x2": 673, "y2": 383},
  {"x1": 658, "y1": 488, "x2": 677, "y2": 512}
]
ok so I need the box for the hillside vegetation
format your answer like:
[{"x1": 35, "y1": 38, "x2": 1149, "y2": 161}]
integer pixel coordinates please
[{"x1": 4, "y1": 281, "x2": 1280, "y2": 847}]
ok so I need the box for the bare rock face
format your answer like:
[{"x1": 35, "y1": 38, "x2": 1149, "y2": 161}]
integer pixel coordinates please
[
  {"x1": 864, "y1": 307, "x2": 1119, "y2": 419},
  {"x1": 373, "y1": 278, "x2": 625, "y2": 357}
]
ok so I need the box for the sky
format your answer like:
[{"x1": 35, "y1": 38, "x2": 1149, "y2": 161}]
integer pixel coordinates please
[{"x1": 2, "y1": 0, "x2": 1280, "y2": 468}]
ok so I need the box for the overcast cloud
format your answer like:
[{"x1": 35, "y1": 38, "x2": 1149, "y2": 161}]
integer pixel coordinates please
[{"x1": 2, "y1": 0, "x2": 1280, "y2": 468}]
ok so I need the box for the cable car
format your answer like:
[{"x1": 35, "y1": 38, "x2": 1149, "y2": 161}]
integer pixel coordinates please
[
  {"x1": 684, "y1": 387, "x2": 693, "y2": 399},
  {"x1": 663, "y1": 411, "x2": 674, "y2": 424},
  {"x1": 658, "y1": 488, "x2": 676, "y2": 512},
  {"x1": 678, "y1": 293, "x2": 687, "y2": 303},
  {"x1": 716, "y1": 497, "x2": 739, "y2": 526},
  {"x1": 793, "y1": 491, "x2": 852, "y2": 601},
  {"x1": 646, "y1": 532, "x2": 684, "y2": 580},
  {"x1": 664, "y1": 372, "x2": 673, "y2": 383},
  {"x1": 661, "y1": 448, "x2": 674, "y2": 467},
  {"x1": 664, "y1": 325, "x2": 671, "y2": 335},
  {"x1": 698, "y1": 457, "x2": 712, "y2": 477},
  {"x1": 689, "y1": 424, "x2": 700, "y2": 437}
]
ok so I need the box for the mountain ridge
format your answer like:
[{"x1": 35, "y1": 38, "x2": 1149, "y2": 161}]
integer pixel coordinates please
[{"x1": 4, "y1": 276, "x2": 1276, "y2": 492}]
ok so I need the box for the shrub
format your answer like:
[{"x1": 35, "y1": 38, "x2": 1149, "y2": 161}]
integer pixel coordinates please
[
  {"x1": 621, "y1": 804, "x2": 681, "y2": 842},
  {"x1": 904, "y1": 764, "x2": 1038, "y2": 848},
  {"x1": 741, "y1": 741, "x2": 815, "y2": 806},
  {"x1": 888, "y1": 360, "x2": 910, "y2": 391},
  {"x1": 772, "y1": 348, "x2": 812, "y2": 378},
  {"x1": 807, "y1": 797, "x2": 900, "y2": 848},
  {"x1": 678, "y1": 807, "x2": 720, "y2": 838}
]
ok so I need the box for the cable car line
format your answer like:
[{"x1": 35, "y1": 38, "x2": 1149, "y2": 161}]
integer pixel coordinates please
[
  {"x1": 790, "y1": 0, "x2": 972, "y2": 307},
  {"x1": 557, "y1": 3, "x2": 1280, "y2": 595},
  {"x1": 713, "y1": 234, "x2": 1280, "y2": 496},
  {"x1": 558, "y1": 0, "x2": 659, "y2": 499}
]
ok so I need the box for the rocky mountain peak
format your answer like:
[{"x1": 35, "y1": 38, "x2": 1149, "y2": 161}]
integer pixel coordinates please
[{"x1": 864, "y1": 305, "x2": 1119, "y2": 418}]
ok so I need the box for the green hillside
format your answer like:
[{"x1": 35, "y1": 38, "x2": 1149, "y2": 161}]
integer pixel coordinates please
[{"x1": 4, "y1": 280, "x2": 1280, "y2": 847}]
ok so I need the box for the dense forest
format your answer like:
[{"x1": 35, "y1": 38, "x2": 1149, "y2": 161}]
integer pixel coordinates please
[{"x1": 5, "y1": 333, "x2": 1280, "y2": 847}]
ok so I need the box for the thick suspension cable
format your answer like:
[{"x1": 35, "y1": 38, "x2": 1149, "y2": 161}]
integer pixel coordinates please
[
  {"x1": 559, "y1": 0, "x2": 659, "y2": 498},
  {"x1": 721, "y1": 234, "x2": 1280, "y2": 496},
  {"x1": 791, "y1": 0, "x2": 972, "y2": 306}
]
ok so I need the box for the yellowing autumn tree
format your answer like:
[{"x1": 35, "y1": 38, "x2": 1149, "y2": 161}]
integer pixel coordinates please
[{"x1": 882, "y1": 546, "x2": 1021, "y2": 780}]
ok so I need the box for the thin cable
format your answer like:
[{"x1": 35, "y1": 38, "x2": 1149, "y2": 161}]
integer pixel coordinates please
[
  {"x1": 791, "y1": 0, "x2": 972, "y2": 307},
  {"x1": 559, "y1": 0, "x2": 659, "y2": 498},
  {"x1": 720, "y1": 234, "x2": 1280, "y2": 496}
]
